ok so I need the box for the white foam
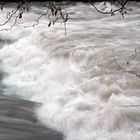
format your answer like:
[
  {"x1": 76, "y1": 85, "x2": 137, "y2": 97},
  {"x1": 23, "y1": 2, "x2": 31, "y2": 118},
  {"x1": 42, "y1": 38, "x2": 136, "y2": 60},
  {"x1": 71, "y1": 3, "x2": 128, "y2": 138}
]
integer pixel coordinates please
[{"x1": 0, "y1": 2, "x2": 140, "y2": 140}]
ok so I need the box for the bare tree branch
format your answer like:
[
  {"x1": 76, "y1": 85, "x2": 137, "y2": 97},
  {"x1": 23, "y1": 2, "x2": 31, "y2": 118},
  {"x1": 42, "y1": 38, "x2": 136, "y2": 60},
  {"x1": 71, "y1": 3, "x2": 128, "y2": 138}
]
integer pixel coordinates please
[
  {"x1": 115, "y1": 103, "x2": 140, "y2": 108},
  {"x1": 112, "y1": 49, "x2": 140, "y2": 78},
  {"x1": 0, "y1": 1, "x2": 69, "y2": 34},
  {"x1": 89, "y1": 0, "x2": 128, "y2": 17}
]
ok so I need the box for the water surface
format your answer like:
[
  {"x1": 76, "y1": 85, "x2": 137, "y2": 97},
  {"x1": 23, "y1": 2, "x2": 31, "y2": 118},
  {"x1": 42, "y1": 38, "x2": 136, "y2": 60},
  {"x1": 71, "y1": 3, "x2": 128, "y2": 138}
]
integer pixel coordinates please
[{"x1": 0, "y1": 2, "x2": 140, "y2": 140}]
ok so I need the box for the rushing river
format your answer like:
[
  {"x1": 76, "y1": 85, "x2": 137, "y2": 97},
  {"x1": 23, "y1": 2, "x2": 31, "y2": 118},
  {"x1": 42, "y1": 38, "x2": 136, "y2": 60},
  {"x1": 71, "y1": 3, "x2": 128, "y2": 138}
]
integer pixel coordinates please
[{"x1": 0, "y1": 1, "x2": 140, "y2": 140}]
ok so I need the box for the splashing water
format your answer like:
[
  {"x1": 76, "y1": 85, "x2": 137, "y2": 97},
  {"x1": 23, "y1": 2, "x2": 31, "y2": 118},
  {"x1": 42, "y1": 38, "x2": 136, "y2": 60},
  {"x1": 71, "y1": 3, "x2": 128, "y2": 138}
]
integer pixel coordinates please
[{"x1": 0, "y1": 2, "x2": 140, "y2": 140}]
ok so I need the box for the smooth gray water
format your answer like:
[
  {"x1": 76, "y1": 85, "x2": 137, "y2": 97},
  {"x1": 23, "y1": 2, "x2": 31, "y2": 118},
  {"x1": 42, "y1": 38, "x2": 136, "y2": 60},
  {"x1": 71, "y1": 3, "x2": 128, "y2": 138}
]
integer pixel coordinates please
[
  {"x1": 0, "y1": 94, "x2": 63, "y2": 140},
  {"x1": 0, "y1": 66, "x2": 63, "y2": 140}
]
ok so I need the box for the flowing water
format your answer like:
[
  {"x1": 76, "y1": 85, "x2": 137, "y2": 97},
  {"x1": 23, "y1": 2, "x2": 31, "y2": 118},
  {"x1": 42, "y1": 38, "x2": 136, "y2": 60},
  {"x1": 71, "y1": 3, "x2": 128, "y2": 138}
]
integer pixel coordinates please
[{"x1": 0, "y1": 2, "x2": 140, "y2": 140}]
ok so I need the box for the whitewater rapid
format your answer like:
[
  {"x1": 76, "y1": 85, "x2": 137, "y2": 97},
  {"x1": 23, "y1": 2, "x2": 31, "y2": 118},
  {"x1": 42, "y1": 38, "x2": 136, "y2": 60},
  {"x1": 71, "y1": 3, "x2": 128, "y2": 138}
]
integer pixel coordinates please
[{"x1": 0, "y1": 2, "x2": 140, "y2": 140}]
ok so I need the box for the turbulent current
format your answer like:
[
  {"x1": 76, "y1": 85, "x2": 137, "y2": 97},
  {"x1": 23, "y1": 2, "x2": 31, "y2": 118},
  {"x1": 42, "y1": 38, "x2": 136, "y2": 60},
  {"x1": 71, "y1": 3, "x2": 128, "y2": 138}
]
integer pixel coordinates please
[{"x1": 0, "y1": 2, "x2": 140, "y2": 140}]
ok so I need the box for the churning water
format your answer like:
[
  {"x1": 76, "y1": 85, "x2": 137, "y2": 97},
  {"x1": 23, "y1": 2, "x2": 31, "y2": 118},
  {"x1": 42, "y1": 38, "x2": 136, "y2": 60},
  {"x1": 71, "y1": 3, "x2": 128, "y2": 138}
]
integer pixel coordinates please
[{"x1": 0, "y1": 2, "x2": 140, "y2": 140}]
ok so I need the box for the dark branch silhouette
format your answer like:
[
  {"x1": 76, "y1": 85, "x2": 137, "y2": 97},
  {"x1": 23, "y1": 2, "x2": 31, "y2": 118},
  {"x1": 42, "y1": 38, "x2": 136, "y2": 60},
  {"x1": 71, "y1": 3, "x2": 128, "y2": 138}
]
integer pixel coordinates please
[
  {"x1": 0, "y1": 1, "x2": 69, "y2": 34},
  {"x1": 89, "y1": 0, "x2": 128, "y2": 17}
]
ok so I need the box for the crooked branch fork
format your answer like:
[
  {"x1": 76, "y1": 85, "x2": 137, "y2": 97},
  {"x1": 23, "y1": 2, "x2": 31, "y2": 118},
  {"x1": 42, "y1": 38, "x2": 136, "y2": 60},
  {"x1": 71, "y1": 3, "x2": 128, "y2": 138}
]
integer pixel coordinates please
[{"x1": 0, "y1": 1, "x2": 69, "y2": 34}]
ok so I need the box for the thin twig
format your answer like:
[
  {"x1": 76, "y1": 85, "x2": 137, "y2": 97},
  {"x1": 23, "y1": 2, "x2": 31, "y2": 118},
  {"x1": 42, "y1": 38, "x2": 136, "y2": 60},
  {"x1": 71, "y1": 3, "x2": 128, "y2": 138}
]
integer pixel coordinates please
[{"x1": 112, "y1": 49, "x2": 140, "y2": 78}]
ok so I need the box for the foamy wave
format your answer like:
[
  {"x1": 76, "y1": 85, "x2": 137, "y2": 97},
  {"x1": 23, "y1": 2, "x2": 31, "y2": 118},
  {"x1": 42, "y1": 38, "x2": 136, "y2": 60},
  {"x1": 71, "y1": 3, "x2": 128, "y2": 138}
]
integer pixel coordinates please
[{"x1": 0, "y1": 2, "x2": 140, "y2": 140}]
